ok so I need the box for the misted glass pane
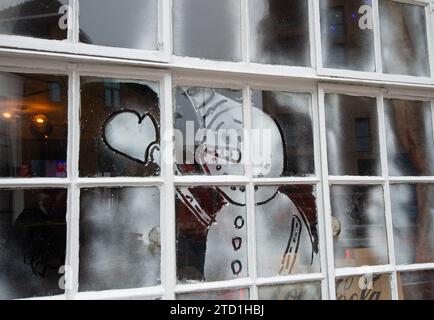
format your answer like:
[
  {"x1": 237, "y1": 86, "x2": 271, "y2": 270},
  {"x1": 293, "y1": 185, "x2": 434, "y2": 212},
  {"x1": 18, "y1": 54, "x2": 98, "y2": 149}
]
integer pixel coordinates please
[
  {"x1": 390, "y1": 184, "x2": 434, "y2": 265},
  {"x1": 384, "y1": 99, "x2": 434, "y2": 176},
  {"x1": 79, "y1": 0, "x2": 158, "y2": 50},
  {"x1": 379, "y1": 0, "x2": 429, "y2": 77},
  {"x1": 336, "y1": 274, "x2": 392, "y2": 300},
  {"x1": 173, "y1": 0, "x2": 242, "y2": 61},
  {"x1": 177, "y1": 288, "x2": 249, "y2": 300},
  {"x1": 258, "y1": 282, "x2": 321, "y2": 300},
  {"x1": 331, "y1": 185, "x2": 388, "y2": 268},
  {"x1": 0, "y1": 72, "x2": 68, "y2": 178},
  {"x1": 0, "y1": 0, "x2": 68, "y2": 40},
  {"x1": 251, "y1": 90, "x2": 314, "y2": 177},
  {"x1": 0, "y1": 188, "x2": 66, "y2": 299},
  {"x1": 325, "y1": 93, "x2": 380, "y2": 176},
  {"x1": 320, "y1": 0, "x2": 375, "y2": 71},
  {"x1": 249, "y1": 0, "x2": 310, "y2": 66},
  {"x1": 398, "y1": 270, "x2": 434, "y2": 300},
  {"x1": 255, "y1": 185, "x2": 320, "y2": 277},
  {"x1": 174, "y1": 86, "x2": 244, "y2": 176},
  {"x1": 79, "y1": 187, "x2": 160, "y2": 291},
  {"x1": 176, "y1": 186, "x2": 247, "y2": 282},
  {"x1": 80, "y1": 77, "x2": 160, "y2": 177}
]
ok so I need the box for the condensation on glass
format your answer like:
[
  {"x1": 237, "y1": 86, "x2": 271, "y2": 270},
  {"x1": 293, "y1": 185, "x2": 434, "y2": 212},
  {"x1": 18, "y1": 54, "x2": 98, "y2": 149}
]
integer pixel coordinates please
[
  {"x1": 398, "y1": 270, "x2": 434, "y2": 300},
  {"x1": 384, "y1": 99, "x2": 434, "y2": 176},
  {"x1": 320, "y1": 0, "x2": 375, "y2": 72},
  {"x1": 258, "y1": 281, "x2": 321, "y2": 300},
  {"x1": 390, "y1": 184, "x2": 434, "y2": 265},
  {"x1": 79, "y1": 0, "x2": 158, "y2": 50},
  {"x1": 176, "y1": 186, "x2": 247, "y2": 283},
  {"x1": 174, "y1": 86, "x2": 244, "y2": 176},
  {"x1": 0, "y1": 188, "x2": 67, "y2": 299},
  {"x1": 0, "y1": 0, "x2": 68, "y2": 40},
  {"x1": 379, "y1": 0, "x2": 430, "y2": 77},
  {"x1": 331, "y1": 185, "x2": 388, "y2": 268},
  {"x1": 173, "y1": 0, "x2": 242, "y2": 61},
  {"x1": 80, "y1": 77, "x2": 160, "y2": 177},
  {"x1": 79, "y1": 187, "x2": 160, "y2": 292},
  {"x1": 325, "y1": 93, "x2": 380, "y2": 176},
  {"x1": 177, "y1": 288, "x2": 249, "y2": 300},
  {"x1": 336, "y1": 274, "x2": 392, "y2": 300},
  {"x1": 0, "y1": 72, "x2": 68, "y2": 178},
  {"x1": 255, "y1": 185, "x2": 320, "y2": 277},
  {"x1": 249, "y1": 0, "x2": 310, "y2": 67},
  {"x1": 251, "y1": 90, "x2": 314, "y2": 177}
]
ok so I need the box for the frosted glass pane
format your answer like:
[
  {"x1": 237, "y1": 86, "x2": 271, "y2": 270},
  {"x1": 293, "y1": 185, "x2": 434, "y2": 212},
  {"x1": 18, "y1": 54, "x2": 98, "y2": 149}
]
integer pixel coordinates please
[{"x1": 258, "y1": 282, "x2": 321, "y2": 300}]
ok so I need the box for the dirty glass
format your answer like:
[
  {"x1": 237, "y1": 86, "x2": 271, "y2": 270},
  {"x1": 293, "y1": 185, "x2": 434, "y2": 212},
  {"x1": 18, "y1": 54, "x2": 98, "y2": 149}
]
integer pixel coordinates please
[
  {"x1": 177, "y1": 288, "x2": 249, "y2": 300},
  {"x1": 258, "y1": 281, "x2": 321, "y2": 300},
  {"x1": 336, "y1": 274, "x2": 392, "y2": 300},
  {"x1": 398, "y1": 270, "x2": 434, "y2": 300}
]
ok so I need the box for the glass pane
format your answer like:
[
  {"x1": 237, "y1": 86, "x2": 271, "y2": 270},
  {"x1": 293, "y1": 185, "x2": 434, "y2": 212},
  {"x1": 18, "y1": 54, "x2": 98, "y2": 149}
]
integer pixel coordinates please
[
  {"x1": 384, "y1": 99, "x2": 434, "y2": 176},
  {"x1": 177, "y1": 288, "x2": 249, "y2": 300},
  {"x1": 379, "y1": 1, "x2": 429, "y2": 77},
  {"x1": 325, "y1": 93, "x2": 380, "y2": 176},
  {"x1": 320, "y1": 0, "x2": 375, "y2": 71},
  {"x1": 336, "y1": 274, "x2": 392, "y2": 300},
  {"x1": 79, "y1": 0, "x2": 158, "y2": 50},
  {"x1": 174, "y1": 86, "x2": 244, "y2": 176},
  {"x1": 0, "y1": 0, "x2": 68, "y2": 40},
  {"x1": 80, "y1": 77, "x2": 160, "y2": 177},
  {"x1": 173, "y1": 0, "x2": 242, "y2": 61},
  {"x1": 79, "y1": 187, "x2": 160, "y2": 291},
  {"x1": 249, "y1": 0, "x2": 310, "y2": 66},
  {"x1": 390, "y1": 184, "x2": 434, "y2": 265},
  {"x1": 251, "y1": 90, "x2": 314, "y2": 177},
  {"x1": 258, "y1": 282, "x2": 321, "y2": 300},
  {"x1": 331, "y1": 185, "x2": 388, "y2": 268},
  {"x1": 398, "y1": 270, "x2": 434, "y2": 300},
  {"x1": 0, "y1": 72, "x2": 68, "y2": 178},
  {"x1": 255, "y1": 185, "x2": 320, "y2": 277},
  {"x1": 176, "y1": 186, "x2": 247, "y2": 282},
  {"x1": 0, "y1": 188, "x2": 66, "y2": 299}
]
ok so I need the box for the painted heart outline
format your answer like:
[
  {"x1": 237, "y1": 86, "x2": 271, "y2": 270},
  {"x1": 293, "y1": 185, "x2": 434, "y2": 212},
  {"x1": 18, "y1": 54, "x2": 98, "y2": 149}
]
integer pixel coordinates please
[{"x1": 102, "y1": 109, "x2": 160, "y2": 165}]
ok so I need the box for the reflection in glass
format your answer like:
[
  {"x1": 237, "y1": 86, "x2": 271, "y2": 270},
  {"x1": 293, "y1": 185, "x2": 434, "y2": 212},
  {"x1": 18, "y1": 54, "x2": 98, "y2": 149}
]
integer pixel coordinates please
[
  {"x1": 249, "y1": 0, "x2": 310, "y2": 66},
  {"x1": 0, "y1": 0, "x2": 68, "y2": 40},
  {"x1": 173, "y1": 0, "x2": 242, "y2": 61},
  {"x1": 251, "y1": 90, "x2": 314, "y2": 177},
  {"x1": 0, "y1": 188, "x2": 66, "y2": 299},
  {"x1": 174, "y1": 87, "x2": 244, "y2": 176},
  {"x1": 379, "y1": 1, "x2": 429, "y2": 77},
  {"x1": 325, "y1": 93, "x2": 380, "y2": 176},
  {"x1": 331, "y1": 185, "x2": 388, "y2": 268},
  {"x1": 80, "y1": 77, "x2": 160, "y2": 177},
  {"x1": 258, "y1": 282, "x2": 321, "y2": 300},
  {"x1": 336, "y1": 274, "x2": 392, "y2": 300},
  {"x1": 79, "y1": 187, "x2": 160, "y2": 292},
  {"x1": 320, "y1": 0, "x2": 375, "y2": 71},
  {"x1": 384, "y1": 99, "x2": 434, "y2": 176},
  {"x1": 398, "y1": 270, "x2": 434, "y2": 300},
  {"x1": 176, "y1": 186, "x2": 247, "y2": 282},
  {"x1": 177, "y1": 288, "x2": 249, "y2": 300},
  {"x1": 0, "y1": 72, "x2": 68, "y2": 178},
  {"x1": 255, "y1": 185, "x2": 320, "y2": 277},
  {"x1": 79, "y1": 0, "x2": 158, "y2": 50},
  {"x1": 390, "y1": 184, "x2": 434, "y2": 265}
]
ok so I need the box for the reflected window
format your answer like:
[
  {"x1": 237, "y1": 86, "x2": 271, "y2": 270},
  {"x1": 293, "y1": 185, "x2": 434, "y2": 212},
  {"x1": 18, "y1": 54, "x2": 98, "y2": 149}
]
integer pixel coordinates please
[
  {"x1": 379, "y1": 0, "x2": 429, "y2": 77},
  {"x1": 336, "y1": 274, "x2": 392, "y2": 300},
  {"x1": 249, "y1": 0, "x2": 310, "y2": 66},
  {"x1": 0, "y1": 0, "x2": 68, "y2": 40},
  {"x1": 0, "y1": 72, "x2": 68, "y2": 178},
  {"x1": 79, "y1": 0, "x2": 158, "y2": 50},
  {"x1": 173, "y1": 0, "x2": 242, "y2": 61},
  {"x1": 325, "y1": 93, "x2": 380, "y2": 176},
  {"x1": 331, "y1": 185, "x2": 388, "y2": 268},
  {"x1": 0, "y1": 188, "x2": 66, "y2": 299},
  {"x1": 258, "y1": 282, "x2": 321, "y2": 300},
  {"x1": 79, "y1": 187, "x2": 160, "y2": 292},
  {"x1": 398, "y1": 270, "x2": 434, "y2": 300},
  {"x1": 80, "y1": 77, "x2": 160, "y2": 177}
]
